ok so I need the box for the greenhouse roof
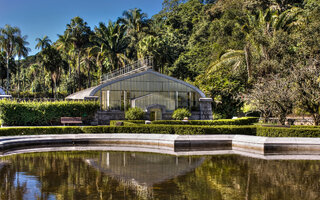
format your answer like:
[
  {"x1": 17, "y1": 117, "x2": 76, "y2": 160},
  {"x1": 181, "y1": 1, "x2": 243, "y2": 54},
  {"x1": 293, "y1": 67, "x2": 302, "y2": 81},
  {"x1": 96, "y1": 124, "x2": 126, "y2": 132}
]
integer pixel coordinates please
[{"x1": 66, "y1": 69, "x2": 206, "y2": 100}]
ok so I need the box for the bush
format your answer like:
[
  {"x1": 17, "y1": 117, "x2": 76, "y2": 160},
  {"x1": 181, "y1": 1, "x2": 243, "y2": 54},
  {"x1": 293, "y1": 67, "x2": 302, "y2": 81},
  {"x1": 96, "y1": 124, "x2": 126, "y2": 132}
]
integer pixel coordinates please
[
  {"x1": 0, "y1": 99, "x2": 99, "y2": 126},
  {"x1": 125, "y1": 107, "x2": 145, "y2": 120},
  {"x1": 172, "y1": 108, "x2": 191, "y2": 120},
  {"x1": 151, "y1": 117, "x2": 259, "y2": 126}
]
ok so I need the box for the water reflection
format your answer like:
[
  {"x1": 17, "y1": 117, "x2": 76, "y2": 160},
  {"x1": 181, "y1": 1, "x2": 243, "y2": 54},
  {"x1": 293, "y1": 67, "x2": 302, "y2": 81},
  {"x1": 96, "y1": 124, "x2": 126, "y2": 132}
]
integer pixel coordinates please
[{"x1": 0, "y1": 152, "x2": 320, "y2": 200}]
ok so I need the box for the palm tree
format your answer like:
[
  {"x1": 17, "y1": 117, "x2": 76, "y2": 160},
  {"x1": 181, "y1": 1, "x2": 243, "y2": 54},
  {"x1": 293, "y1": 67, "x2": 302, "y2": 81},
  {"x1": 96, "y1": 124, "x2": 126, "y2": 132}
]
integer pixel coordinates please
[
  {"x1": 0, "y1": 25, "x2": 24, "y2": 94},
  {"x1": 40, "y1": 46, "x2": 64, "y2": 98},
  {"x1": 118, "y1": 8, "x2": 149, "y2": 59},
  {"x1": 137, "y1": 35, "x2": 173, "y2": 73},
  {"x1": 90, "y1": 21, "x2": 129, "y2": 74},
  {"x1": 207, "y1": 50, "x2": 249, "y2": 77},
  {"x1": 212, "y1": 8, "x2": 304, "y2": 81},
  {"x1": 65, "y1": 16, "x2": 91, "y2": 91},
  {"x1": 35, "y1": 35, "x2": 52, "y2": 50},
  {"x1": 15, "y1": 35, "x2": 30, "y2": 95},
  {"x1": 81, "y1": 48, "x2": 96, "y2": 87},
  {"x1": 56, "y1": 33, "x2": 72, "y2": 77}
]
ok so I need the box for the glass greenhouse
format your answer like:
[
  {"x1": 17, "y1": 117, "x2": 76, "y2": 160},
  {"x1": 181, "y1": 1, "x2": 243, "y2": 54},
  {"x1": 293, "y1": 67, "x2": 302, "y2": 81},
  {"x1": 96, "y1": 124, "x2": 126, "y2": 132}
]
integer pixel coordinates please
[{"x1": 66, "y1": 69, "x2": 206, "y2": 115}]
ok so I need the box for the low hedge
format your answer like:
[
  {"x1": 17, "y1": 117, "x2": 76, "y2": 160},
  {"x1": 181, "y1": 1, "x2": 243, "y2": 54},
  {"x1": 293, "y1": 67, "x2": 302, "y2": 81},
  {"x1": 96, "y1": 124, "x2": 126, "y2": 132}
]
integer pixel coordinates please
[
  {"x1": 0, "y1": 125, "x2": 257, "y2": 136},
  {"x1": 148, "y1": 117, "x2": 258, "y2": 126},
  {"x1": 2, "y1": 124, "x2": 320, "y2": 137},
  {"x1": 110, "y1": 120, "x2": 145, "y2": 126},
  {"x1": 0, "y1": 100, "x2": 99, "y2": 126},
  {"x1": 256, "y1": 127, "x2": 320, "y2": 137},
  {"x1": 291, "y1": 125, "x2": 320, "y2": 129}
]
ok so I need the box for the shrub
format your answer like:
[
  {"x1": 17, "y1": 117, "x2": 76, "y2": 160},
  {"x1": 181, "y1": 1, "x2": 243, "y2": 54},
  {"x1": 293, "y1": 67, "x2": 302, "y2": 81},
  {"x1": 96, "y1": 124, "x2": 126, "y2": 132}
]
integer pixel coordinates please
[
  {"x1": 151, "y1": 117, "x2": 259, "y2": 126},
  {"x1": 0, "y1": 99, "x2": 99, "y2": 126},
  {"x1": 125, "y1": 107, "x2": 145, "y2": 120},
  {"x1": 172, "y1": 108, "x2": 191, "y2": 120}
]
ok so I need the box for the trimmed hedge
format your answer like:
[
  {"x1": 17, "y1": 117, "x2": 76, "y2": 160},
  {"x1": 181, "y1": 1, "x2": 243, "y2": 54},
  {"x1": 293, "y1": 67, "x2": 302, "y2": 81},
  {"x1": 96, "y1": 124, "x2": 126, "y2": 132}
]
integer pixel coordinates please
[
  {"x1": 110, "y1": 120, "x2": 145, "y2": 126},
  {"x1": 291, "y1": 125, "x2": 320, "y2": 129},
  {"x1": 149, "y1": 117, "x2": 259, "y2": 126},
  {"x1": 0, "y1": 100, "x2": 99, "y2": 126},
  {"x1": 256, "y1": 127, "x2": 320, "y2": 137},
  {"x1": 110, "y1": 117, "x2": 259, "y2": 126},
  {"x1": 0, "y1": 125, "x2": 257, "y2": 136},
  {"x1": 2, "y1": 123, "x2": 320, "y2": 138}
]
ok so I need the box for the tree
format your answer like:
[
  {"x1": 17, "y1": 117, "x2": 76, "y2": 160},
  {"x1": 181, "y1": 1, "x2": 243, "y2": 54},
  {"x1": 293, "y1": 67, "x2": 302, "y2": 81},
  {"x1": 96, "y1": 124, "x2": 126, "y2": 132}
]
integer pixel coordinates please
[
  {"x1": 245, "y1": 75, "x2": 294, "y2": 125},
  {"x1": 65, "y1": 17, "x2": 92, "y2": 91},
  {"x1": 0, "y1": 25, "x2": 25, "y2": 94},
  {"x1": 137, "y1": 35, "x2": 174, "y2": 73},
  {"x1": 292, "y1": 63, "x2": 320, "y2": 125},
  {"x1": 90, "y1": 21, "x2": 129, "y2": 73},
  {"x1": 35, "y1": 35, "x2": 52, "y2": 50},
  {"x1": 15, "y1": 35, "x2": 30, "y2": 95},
  {"x1": 39, "y1": 46, "x2": 64, "y2": 98},
  {"x1": 118, "y1": 8, "x2": 149, "y2": 59}
]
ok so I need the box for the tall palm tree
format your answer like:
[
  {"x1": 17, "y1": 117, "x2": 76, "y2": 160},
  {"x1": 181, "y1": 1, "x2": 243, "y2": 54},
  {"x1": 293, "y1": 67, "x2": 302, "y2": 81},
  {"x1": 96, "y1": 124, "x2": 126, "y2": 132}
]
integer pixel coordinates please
[
  {"x1": 65, "y1": 16, "x2": 91, "y2": 91},
  {"x1": 90, "y1": 21, "x2": 129, "y2": 73},
  {"x1": 0, "y1": 25, "x2": 23, "y2": 94},
  {"x1": 40, "y1": 46, "x2": 64, "y2": 98},
  {"x1": 35, "y1": 35, "x2": 52, "y2": 50},
  {"x1": 81, "y1": 48, "x2": 96, "y2": 87},
  {"x1": 15, "y1": 35, "x2": 30, "y2": 95},
  {"x1": 118, "y1": 8, "x2": 149, "y2": 59},
  {"x1": 56, "y1": 33, "x2": 72, "y2": 77}
]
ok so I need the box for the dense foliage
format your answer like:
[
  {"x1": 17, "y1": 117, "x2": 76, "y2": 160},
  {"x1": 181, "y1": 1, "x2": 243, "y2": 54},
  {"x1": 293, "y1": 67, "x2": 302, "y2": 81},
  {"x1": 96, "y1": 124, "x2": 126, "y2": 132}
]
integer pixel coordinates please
[
  {"x1": 171, "y1": 108, "x2": 191, "y2": 120},
  {"x1": 124, "y1": 107, "x2": 145, "y2": 120},
  {"x1": 1, "y1": 0, "x2": 320, "y2": 122},
  {"x1": 0, "y1": 100, "x2": 99, "y2": 126}
]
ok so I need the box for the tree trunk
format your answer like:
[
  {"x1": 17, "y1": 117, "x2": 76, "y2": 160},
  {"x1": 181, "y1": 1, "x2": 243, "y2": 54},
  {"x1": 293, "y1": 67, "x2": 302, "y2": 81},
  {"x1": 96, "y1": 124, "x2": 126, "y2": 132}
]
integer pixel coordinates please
[
  {"x1": 279, "y1": 114, "x2": 286, "y2": 125},
  {"x1": 17, "y1": 59, "x2": 20, "y2": 98},
  {"x1": 51, "y1": 79, "x2": 54, "y2": 98},
  {"x1": 6, "y1": 56, "x2": 10, "y2": 94},
  {"x1": 313, "y1": 114, "x2": 320, "y2": 126},
  {"x1": 77, "y1": 51, "x2": 81, "y2": 91},
  {"x1": 88, "y1": 69, "x2": 91, "y2": 88},
  {"x1": 54, "y1": 80, "x2": 57, "y2": 99},
  {"x1": 244, "y1": 44, "x2": 252, "y2": 81}
]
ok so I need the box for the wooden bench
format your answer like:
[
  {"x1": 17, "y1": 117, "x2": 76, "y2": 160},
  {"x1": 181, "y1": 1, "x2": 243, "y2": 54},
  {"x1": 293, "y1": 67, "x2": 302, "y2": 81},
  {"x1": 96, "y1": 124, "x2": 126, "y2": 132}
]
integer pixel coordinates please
[{"x1": 61, "y1": 117, "x2": 83, "y2": 126}]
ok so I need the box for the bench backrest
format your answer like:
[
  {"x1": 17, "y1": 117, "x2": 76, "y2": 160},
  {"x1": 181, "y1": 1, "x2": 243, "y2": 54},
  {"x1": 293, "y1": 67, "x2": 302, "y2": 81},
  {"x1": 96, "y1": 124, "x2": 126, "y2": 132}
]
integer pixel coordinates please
[{"x1": 61, "y1": 117, "x2": 82, "y2": 122}]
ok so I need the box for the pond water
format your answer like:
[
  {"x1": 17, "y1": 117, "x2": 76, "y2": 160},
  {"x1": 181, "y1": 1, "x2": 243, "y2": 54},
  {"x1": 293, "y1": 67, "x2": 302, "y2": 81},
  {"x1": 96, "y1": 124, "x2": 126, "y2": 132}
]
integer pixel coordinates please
[{"x1": 0, "y1": 151, "x2": 320, "y2": 200}]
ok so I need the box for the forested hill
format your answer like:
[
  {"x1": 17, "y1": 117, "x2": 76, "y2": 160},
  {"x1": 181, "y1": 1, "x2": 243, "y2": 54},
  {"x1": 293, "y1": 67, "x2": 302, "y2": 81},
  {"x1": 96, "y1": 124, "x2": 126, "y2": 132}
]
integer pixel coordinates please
[{"x1": 1, "y1": 0, "x2": 320, "y2": 119}]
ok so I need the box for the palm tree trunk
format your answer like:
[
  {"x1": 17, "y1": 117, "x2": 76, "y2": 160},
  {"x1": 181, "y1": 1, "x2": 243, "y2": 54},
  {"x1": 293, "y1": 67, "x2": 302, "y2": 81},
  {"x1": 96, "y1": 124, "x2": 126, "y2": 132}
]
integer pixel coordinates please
[
  {"x1": 244, "y1": 44, "x2": 252, "y2": 81},
  {"x1": 88, "y1": 68, "x2": 91, "y2": 88},
  {"x1": 17, "y1": 59, "x2": 20, "y2": 98},
  {"x1": 77, "y1": 51, "x2": 81, "y2": 91},
  {"x1": 6, "y1": 56, "x2": 9, "y2": 94},
  {"x1": 51, "y1": 79, "x2": 54, "y2": 98}
]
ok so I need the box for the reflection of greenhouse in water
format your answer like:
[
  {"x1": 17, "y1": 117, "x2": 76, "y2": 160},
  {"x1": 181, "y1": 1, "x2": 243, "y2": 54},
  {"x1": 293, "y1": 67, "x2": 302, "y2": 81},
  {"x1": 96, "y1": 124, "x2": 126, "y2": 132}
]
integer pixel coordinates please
[{"x1": 85, "y1": 152, "x2": 205, "y2": 199}]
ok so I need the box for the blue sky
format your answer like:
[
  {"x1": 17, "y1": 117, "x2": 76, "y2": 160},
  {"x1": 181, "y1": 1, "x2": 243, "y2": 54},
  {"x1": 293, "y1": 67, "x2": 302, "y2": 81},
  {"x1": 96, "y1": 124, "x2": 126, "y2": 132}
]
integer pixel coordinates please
[{"x1": 0, "y1": 0, "x2": 164, "y2": 56}]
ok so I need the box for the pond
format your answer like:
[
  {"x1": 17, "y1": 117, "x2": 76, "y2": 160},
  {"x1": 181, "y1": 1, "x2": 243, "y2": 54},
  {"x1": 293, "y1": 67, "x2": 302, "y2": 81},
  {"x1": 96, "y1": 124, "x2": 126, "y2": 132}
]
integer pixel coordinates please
[{"x1": 0, "y1": 151, "x2": 320, "y2": 200}]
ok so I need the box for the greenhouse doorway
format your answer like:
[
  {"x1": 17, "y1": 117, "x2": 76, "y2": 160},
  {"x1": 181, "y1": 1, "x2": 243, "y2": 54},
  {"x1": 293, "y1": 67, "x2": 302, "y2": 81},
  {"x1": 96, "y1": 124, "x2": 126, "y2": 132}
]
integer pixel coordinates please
[{"x1": 150, "y1": 108, "x2": 162, "y2": 121}]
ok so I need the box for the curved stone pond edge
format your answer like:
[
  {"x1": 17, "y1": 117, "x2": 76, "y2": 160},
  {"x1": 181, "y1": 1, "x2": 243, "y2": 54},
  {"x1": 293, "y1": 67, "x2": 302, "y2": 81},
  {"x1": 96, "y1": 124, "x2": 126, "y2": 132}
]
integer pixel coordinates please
[{"x1": 1, "y1": 134, "x2": 320, "y2": 160}]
